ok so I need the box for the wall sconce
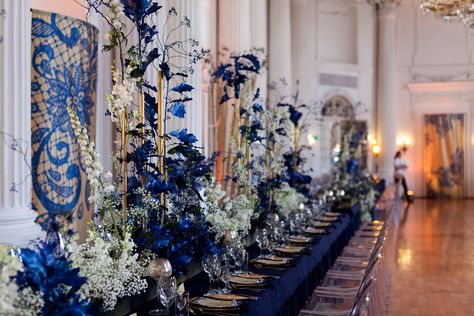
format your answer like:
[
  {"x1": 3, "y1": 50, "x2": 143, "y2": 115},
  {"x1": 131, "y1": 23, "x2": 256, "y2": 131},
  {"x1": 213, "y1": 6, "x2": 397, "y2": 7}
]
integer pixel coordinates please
[
  {"x1": 372, "y1": 144, "x2": 381, "y2": 156},
  {"x1": 397, "y1": 135, "x2": 411, "y2": 152},
  {"x1": 371, "y1": 142, "x2": 381, "y2": 173},
  {"x1": 307, "y1": 134, "x2": 319, "y2": 146}
]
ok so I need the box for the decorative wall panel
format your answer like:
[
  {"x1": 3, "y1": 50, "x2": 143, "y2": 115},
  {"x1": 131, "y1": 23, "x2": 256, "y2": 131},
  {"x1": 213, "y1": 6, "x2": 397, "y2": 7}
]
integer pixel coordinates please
[{"x1": 31, "y1": 10, "x2": 98, "y2": 236}]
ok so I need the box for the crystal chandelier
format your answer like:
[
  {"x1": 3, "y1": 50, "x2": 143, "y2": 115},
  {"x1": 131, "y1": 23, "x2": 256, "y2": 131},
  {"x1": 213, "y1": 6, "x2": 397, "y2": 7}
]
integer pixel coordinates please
[{"x1": 420, "y1": 1, "x2": 474, "y2": 27}]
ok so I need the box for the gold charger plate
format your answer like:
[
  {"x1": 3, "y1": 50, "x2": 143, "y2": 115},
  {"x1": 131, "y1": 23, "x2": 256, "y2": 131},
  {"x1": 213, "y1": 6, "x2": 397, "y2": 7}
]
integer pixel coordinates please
[
  {"x1": 234, "y1": 272, "x2": 275, "y2": 279},
  {"x1": 312, "y1": 221, "x2": 333, "y2": 228},
  {"x1": 252, "y1": 258, "x2": 291, "y2": 266},
  {"x1": 274, "y1": 245, "x2": 308, "y2": 255},
  {"x1": 319, "y1": 216, "x2": 339, "y2": 222},
  {"x1": 230, "y1": 275, "x2": 266, "y2": 286},
  {"x1": 205, "y1": 293, "x2": 256, "y2": 301},
  {"x1": 191, "y1": 297, "x2": 242, "y2": 310},
  {"x1": 289, "y1": 235, "x2": 314, "y2": 243},
  {"x1": 259, "y1": 254, "x2": 291, "y2": 261},
  {"x1": 304, "y1": 227, "x2": 327, "y2": 235}
]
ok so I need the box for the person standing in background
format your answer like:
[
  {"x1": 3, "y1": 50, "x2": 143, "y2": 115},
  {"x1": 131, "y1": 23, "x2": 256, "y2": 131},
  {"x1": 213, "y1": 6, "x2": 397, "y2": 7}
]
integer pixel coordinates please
[{"x1": 394, "y1": 151, "x2": 410, "y2": 201}]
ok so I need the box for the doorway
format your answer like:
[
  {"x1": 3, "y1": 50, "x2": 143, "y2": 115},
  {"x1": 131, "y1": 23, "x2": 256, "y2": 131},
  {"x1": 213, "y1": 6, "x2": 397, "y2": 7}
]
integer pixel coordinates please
[{"x1": 423, "y1": 114, "x2": 465, "y2": 198}]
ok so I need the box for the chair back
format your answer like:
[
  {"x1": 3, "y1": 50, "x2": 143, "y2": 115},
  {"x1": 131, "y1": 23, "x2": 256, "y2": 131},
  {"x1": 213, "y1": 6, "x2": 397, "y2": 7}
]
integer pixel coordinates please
[{"x1": 350, "y1": 278, "x2": 376, "y2": 316}]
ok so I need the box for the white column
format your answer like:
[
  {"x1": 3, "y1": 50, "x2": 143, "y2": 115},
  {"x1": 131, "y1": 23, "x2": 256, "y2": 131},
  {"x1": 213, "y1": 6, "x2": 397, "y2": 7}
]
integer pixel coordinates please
[
  {"x1": 0, "y1": 0, "x2": 41, "y2": 246},
  {"x1": 269, "y1": 0, "x2": 292, "y2": 84},
  {"x1": 165, "y1": 1, "x2": 204, "y2": 146},
  {"x1": 371, "y1": 0, "x2": 401, "y2": 181},
  {"x1": 291, "y1": 0, "x2": 317, "y2": 101},
  {"x1": 250, "y1": 0, "x2": 268, "y2": 100},
  {"x1": 217, "y1": 0, "x2": 252, "y2": 52},
  {"x1": 198, "y1": 0, "x2": 217, "y2": 156}
]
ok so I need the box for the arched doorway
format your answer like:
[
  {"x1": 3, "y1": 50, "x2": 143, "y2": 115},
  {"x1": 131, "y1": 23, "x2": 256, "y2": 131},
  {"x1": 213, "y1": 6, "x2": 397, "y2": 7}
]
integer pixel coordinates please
[{"x1": 320, "y1": 95, "x2": 355, "y2": 173}]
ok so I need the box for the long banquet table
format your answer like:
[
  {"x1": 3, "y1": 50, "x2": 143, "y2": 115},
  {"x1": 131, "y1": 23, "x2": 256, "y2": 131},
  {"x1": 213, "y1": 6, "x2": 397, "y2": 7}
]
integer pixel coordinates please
[{"x1": 182, "y1": 203, "x2": 361, "y2": 316}]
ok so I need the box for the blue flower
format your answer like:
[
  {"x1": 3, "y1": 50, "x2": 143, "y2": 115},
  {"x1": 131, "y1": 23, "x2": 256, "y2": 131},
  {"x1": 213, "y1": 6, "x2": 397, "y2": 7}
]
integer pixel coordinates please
[
  {"x1": 15, "y1": 241, "x2": 90, "y2": 315},
  {"x1": 169, "y1": 129, "x2": 198, "y2": 144},
  {"x1": 168, "y1": 102, "x2": 186, "y2": 118},
  {"x1": 171, "y1": 82, "x2": 194, "y2": 94}
]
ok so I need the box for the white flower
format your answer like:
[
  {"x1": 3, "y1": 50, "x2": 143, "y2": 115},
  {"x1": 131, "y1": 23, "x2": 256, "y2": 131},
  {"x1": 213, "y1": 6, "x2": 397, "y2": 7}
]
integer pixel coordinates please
[
  {"x1": 69, "y1": 232, "x2": 148, "y2": 311},
  {"x1": 201, "y1": 178, "x2": 255, "y2": 239},
  {"x1": 68, "y1": 107, "x2": 114, "y2": 209},
  {"x1": 273, "y1": 183, "x2": 307, "y2": 220},
  {"x1": 0, "y1": 246, "x2": 44, "y2": 315}
]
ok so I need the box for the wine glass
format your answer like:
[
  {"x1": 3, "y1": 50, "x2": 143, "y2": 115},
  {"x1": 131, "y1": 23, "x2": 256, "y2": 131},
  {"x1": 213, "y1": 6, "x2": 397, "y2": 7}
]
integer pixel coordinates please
[
  {"x1": 203, "y1": 254, "x2": 221, "y2": 294},
  {"x1": 256, "y1": 228, "x2": 270, "y2": 257},
  {"x1": 202, "y1": 254, "x2": 214, "y2": 294},
  {"x1": 211, "y1": 256, "x2": 222, "y2": 293},
  {"x1": 159, "y1": 276, "x2": 177, "y2": 316},
  {"x1": 220, "y1": 265, "x2": 232, "y2": 294},
  {"x1": 233, "y1": 244, "x2": 244, "y2": 274},
  {"x1": 177, "y1": 291, "x2": 189, "y2": 316}
]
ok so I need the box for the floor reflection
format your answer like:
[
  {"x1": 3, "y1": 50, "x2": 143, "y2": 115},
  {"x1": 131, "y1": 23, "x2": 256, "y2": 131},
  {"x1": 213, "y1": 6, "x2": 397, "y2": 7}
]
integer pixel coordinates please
[{"x1": 386, "y1": 199, "x2": 474, "y2": 316}]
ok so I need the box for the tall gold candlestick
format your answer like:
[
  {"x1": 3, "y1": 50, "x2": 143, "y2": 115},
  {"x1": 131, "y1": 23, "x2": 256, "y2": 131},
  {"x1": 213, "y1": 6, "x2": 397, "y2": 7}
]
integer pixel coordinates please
[
  {"x1": 156, "y1": 70, "x2": 167, "y2": 222},
  {"x1": 234, "y1": 97, "x2": 241, "y2": 149},
  {"x1": 121, "y1": 111, "x2": 128, "y2": 233},
  {"x1": 292, "y1": 126, "x2": 299, "y2": 170},
  {"x1": 157, "y1": 71, "x2": 164, "y2": 174},
  {"x1": 139, "y1": 93, "x2": 145, "y2": 140}
]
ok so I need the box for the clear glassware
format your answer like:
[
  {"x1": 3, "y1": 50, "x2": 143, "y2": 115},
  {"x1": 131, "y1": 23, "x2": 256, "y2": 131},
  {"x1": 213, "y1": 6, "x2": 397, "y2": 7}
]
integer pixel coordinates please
[
  {"x1": 159, "y1": 276, "x2": 177, "y2": 316},
  {"x1": 202, "y1": 254, "x2": 215, "y2": 294},
  {"x1": 177, "y1": 291, "x2": 189, "y2": 316},
  {"x1": 210, "y1": 256, "x2": 222, "y2": 293},
  {"x1": 256, "y1": 228, "x2": 270, "y2": 257},
  {"x1": 233, "y1": 243, "x2": 246, "y2": 274},
  {"x1": 241, "y1": 249, "x2": 249, "y2": 274},
  {"x1": 220, "y1": 265, "x2": 232, "y2": 294},
  {"x1": 149, "y1": 277, "x2": 166, "y2": 315}
]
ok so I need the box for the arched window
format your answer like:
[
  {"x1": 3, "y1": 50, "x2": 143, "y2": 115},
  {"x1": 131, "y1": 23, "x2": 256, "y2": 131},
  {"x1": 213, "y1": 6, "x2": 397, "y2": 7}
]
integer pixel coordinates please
[
  {"x1": 320, "y1": 95, "x2": 356, "y2": 173},
  {"x1": 321, "y1": 95, "x2": 355, "y2": 119}
]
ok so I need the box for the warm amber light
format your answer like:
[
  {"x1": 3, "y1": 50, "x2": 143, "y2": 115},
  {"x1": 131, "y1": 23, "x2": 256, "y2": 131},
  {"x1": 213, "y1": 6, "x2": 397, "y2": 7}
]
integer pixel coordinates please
[
  {"x1": 397, "y1": 135, "x2": 411, "y2": 146},
  {"x1": 372, "y1": 144, "x2": 381, "y2": 154}
]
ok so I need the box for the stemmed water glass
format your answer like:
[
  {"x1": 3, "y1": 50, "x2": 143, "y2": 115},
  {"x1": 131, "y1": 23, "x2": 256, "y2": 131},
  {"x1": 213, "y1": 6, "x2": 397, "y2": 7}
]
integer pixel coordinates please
[
  {"x1": 159, "y1": 276, "x2": 177, "y2": 316},
  {"x1": 202, "y1": 254, "x2": 221, "y2": 294},
  {"x1": 220, "y1": 265, "x2": 232, "y2": 294},
  {"x1": 256, "y1": 228, "x2": 270, "y2": 258},
  {"x1": 232, "y1": 240, "x2": 247, "y2": 274},
  {"x1": 177, "y1": 291, "x2": 189, "y2": 316}
]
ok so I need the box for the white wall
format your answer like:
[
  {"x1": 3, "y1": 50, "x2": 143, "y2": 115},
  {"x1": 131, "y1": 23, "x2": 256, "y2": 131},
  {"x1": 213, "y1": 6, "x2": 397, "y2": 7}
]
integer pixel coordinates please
[
  {"x1": 291, "y1": 0, "x2": 375, "y2": 179},
  {"x1": 31, "y1": 0, "x2": 86, "y2": 20},
  {"x1": 396, "y1": 1, "x2": 474, "y2": 197}
]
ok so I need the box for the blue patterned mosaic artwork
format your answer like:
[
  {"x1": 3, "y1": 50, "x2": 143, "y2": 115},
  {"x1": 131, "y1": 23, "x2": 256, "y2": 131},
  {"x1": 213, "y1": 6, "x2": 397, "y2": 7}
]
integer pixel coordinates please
[{"x1": 31, "y1": 10, "x2": 98, "y2": 229}]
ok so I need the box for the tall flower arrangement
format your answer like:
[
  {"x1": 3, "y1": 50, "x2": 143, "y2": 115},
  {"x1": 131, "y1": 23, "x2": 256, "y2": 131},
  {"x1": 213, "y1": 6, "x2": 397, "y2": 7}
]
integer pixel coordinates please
[
  {"x1": 210, "y1": 51, "x2": 265, "y2": 234},
  {"x1": 80, "y1": 0, "x2": 218, "y2": 277}
]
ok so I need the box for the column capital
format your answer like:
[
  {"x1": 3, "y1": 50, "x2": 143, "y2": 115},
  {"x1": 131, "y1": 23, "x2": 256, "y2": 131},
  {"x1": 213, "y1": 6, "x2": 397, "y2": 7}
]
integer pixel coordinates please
[{"x1": 368, "y1": 0, "x2": 402, "y2": 15}]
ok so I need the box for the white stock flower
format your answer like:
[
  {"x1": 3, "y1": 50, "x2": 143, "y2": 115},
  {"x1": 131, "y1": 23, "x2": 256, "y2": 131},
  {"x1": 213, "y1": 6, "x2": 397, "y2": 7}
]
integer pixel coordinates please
[{"x1": 68, "y1": 107, "x2": 114, "y2": 209}]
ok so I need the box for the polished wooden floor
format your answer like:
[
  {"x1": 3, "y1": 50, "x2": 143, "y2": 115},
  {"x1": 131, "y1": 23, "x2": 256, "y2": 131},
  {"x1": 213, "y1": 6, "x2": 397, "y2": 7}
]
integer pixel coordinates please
[{"x1": 386, "y1": 199, "x2": 474, "y2": 316}]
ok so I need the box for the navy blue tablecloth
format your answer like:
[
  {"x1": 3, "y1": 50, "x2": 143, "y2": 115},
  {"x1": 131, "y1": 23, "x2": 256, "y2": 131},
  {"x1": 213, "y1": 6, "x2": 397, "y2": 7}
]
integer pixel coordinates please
[{"x1": 182, "y1": 204, "x2": 361, "y2": 316}]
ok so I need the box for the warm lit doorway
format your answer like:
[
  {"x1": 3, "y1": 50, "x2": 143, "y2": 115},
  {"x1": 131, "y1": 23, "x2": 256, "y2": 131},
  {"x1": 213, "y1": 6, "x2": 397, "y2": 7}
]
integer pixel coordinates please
[{"x1": 423, "y1": 114, "x2": 465, "y2": 198}]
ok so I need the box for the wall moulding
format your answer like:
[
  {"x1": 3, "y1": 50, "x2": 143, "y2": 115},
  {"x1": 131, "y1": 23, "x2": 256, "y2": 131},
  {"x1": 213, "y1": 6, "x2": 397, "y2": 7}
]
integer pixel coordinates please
[{"x1": 406, "y1": 81, "x2": 474, "y2": 93}]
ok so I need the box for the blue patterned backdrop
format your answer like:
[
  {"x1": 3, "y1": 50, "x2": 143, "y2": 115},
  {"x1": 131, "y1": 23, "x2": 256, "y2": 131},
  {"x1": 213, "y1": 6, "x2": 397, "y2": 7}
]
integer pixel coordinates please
[{"x1": 31, "y1": 10, "x2": 98, "y2": 234}]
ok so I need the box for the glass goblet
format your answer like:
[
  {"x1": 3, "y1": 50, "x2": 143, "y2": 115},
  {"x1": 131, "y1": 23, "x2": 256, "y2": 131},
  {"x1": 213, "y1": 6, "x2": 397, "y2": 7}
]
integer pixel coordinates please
[
  {"x1": 210, "y1": 255, "x2": 222, "y2": 294},
  {"x1": 220, "y1": 265, "x2": 232, "y2": 294},
  {"x1": 159, "y1": 276, "x2": 177, "y2": 316},
  {"x1": 177, "y1": 291, "x2": 189, "y2": 316},
  {"x1": 202, "y1": 254, "x2": 214, "y2": 294}
]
